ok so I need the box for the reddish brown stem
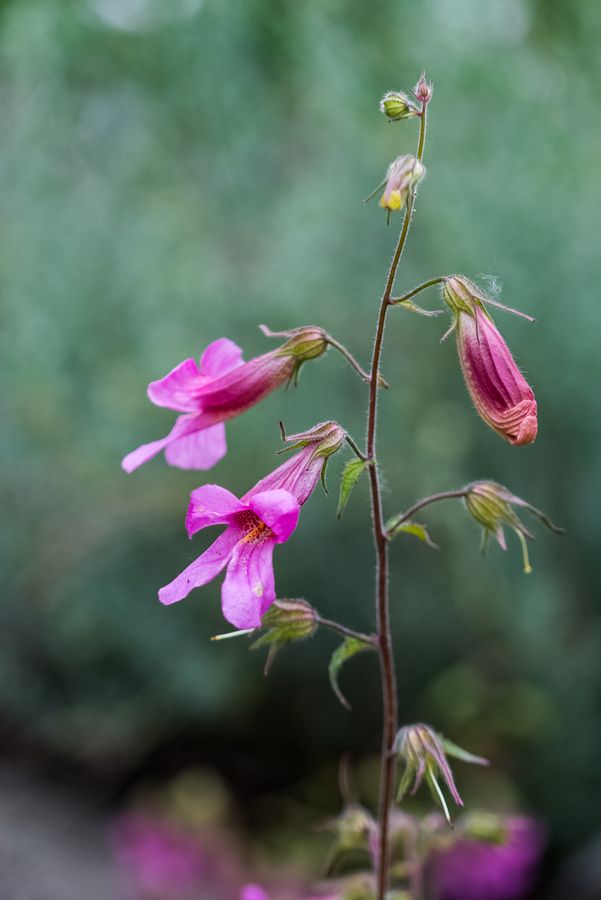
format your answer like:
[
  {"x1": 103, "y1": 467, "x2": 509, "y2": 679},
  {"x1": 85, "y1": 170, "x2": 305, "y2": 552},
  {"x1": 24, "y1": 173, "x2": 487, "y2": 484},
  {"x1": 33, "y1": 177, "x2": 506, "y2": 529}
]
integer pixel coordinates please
[{"x1": 367, "y1": 99, "x2": 428, "y2": 900}]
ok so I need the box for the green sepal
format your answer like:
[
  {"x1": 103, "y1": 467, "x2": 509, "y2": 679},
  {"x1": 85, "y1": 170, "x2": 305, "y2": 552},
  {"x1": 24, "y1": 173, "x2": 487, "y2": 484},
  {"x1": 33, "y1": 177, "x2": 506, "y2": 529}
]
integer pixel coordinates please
[
  {"x1": 395, "y1": 760, "x2": 415, "y2": 803},
  {"x1": 386, "y1": 519, "x2": 439, "y2": 549},
  {"x1": 441, "y1": 737, "x2": 488, "y2": 768},
  {"x1": 329, "y1": 637, "x2": 374, "y2": 710},
  {"x1": 337, "y1": 458, "x2": 368, "y2": 519}
]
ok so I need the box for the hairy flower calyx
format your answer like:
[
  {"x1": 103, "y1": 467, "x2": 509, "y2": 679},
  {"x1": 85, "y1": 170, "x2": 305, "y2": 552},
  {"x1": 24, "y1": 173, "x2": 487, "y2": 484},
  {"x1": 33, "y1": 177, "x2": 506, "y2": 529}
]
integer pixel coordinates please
[
  {"x1": 395, "y1": 724, "x2": 488, "y2": 825},
  {"x1": 380, "y1": 90, "x2": 419, "y2": 122},
  {"x1": 464, "y1": 481, "x2": 564, "y2": 573}
]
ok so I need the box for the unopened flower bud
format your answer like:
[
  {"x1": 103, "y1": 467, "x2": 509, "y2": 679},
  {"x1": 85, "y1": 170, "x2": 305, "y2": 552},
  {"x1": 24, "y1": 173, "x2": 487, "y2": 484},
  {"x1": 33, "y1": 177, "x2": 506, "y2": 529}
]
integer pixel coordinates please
[
  {"x1": 442, "y1": 276, "x2": 537, "y2": 446},
  {"x1": 464, "y1": 481, "x2": 563, "y2": 573},
  {"x1": 413, "y1": 71, "x2": 433, "y2": 104},
  {"x1": 380, "y1": 91, "x2": 419, "y2": 122},
  {"x1": 379, "y1": 155, "x2": 425, "y2": 214},
  {"x1": 395, "y1": 724, "x2": 488, "y2": 825},
  {"x1": 324, "y1": 802, "x2": 377, "y2": 865},
  {"x1": 258, "y1": 598, "x2": 318, "y2": 642}
]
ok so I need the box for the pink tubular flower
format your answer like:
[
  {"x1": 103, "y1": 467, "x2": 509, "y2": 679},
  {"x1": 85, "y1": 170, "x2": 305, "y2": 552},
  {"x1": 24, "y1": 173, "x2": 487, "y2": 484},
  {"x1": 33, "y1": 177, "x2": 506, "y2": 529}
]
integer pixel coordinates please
[
  {"x1": 158, "y1": 422, "x2": 345, "y2": 628},
  {"x1": 122, "y1": 326, "x2": 328, "y2": 473},
  {"x1": 442, "y1": 276, "x2": 537, "y2": 446},
  {"x1": 159, "y1": 486, "x2": 299, "y2": 629},
  {"x1": 249, "y1": 421, "x2": 346, "y2": 505}
]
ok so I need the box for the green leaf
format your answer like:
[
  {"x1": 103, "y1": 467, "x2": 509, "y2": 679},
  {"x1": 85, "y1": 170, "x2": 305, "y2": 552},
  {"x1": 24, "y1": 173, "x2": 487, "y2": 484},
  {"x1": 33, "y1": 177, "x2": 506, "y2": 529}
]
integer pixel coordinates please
[
  {"x1": 329, "y1": 637, "x2": 373, "y2": 710},
  {"x1": 386, "y1": 519, "x2": 439, "y2": 549},
  {"x1": 337, "y1": 459, "x2": 367, "y2": 519}
]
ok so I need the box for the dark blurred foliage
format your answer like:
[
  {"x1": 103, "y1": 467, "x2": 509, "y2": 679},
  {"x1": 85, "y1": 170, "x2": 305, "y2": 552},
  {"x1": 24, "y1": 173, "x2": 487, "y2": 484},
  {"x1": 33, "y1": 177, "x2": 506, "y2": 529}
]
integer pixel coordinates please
[{"x1": 1, "y1": 0, "x2": 600, "y2": 891}]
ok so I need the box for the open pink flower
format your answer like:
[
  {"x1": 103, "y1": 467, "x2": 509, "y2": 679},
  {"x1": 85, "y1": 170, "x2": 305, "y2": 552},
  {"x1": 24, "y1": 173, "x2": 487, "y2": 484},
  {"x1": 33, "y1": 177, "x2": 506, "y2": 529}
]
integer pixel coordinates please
[
  {"x1": 442, "y1": 276, "x2": 537, "y2": 446},
  {"x1": 122, "y1": 327, "x2": 327, "y2": 473},
  {"x1": 158, "y1": 423, "x2": 344, "y2": 628},
  {"x1": 159, "y1": 486, "x2": 299, "y2": 628}
]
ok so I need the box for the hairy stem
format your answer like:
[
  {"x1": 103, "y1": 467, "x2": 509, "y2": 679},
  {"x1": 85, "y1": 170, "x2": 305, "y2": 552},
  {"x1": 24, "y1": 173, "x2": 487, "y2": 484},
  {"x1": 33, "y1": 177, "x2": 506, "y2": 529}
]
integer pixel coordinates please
[
  {"x1": 385, "y1": 488, "x2": 469, "y2": 536},
  {"x1": 367, "y1": 99, "x2": 428, "y2": 900}
]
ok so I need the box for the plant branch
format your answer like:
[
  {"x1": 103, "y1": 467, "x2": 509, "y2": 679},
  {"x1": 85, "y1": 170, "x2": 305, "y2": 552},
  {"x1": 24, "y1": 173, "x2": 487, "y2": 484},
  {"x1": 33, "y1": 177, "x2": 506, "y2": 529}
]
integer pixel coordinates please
[
  {"x1": 325, "y1": 332, "x2": 388, "y2": 388},
  {"x1": 367, "y1": 96, "x2": 429, "y2": 900},
  {"x1": 346, "y1": 434, "x2": 369, "y2": 462},
  {"x1": 389, "y1": 276, "x2": 446, "y2": 307},
  {"x1": 316, "y1": 615, "x2": 378, "y2": 646},
  {"x1": 385, "y1": 488, "x2": 469, "y2": 536}
]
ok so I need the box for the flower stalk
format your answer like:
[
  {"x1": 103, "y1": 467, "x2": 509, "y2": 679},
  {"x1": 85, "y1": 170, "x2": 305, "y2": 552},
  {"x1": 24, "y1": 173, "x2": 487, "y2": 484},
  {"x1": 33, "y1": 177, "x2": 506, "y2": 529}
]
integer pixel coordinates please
[{"x1": 367, "y1": 95, "x2": 429, "y2": 900}]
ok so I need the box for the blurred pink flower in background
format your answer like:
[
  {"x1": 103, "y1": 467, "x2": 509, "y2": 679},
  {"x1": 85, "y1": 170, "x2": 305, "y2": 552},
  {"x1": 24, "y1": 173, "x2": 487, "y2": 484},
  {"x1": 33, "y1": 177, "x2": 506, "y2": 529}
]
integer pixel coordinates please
[
  {"x1": 112, "y1": 813, "x2": 222, "y2": 898},
  {"x1": 424, "y1": 816, "x2": 545, "y2": 900}
]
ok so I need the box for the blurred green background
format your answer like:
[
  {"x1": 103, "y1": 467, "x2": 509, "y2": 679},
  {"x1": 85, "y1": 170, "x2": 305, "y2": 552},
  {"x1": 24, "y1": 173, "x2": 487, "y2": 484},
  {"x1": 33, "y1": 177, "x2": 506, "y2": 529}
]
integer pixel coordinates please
[{"x1": 2, "y1": 0, "x2": 600, "y2": 895}]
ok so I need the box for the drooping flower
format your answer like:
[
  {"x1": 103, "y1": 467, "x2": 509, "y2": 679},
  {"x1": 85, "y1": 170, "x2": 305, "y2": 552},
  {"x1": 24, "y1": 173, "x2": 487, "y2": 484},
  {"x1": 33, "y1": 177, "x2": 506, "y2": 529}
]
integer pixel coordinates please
[
  {"x1": 158, "y1": 422, "x2": 346, "y2": 628},
  {"x1": 464, "y1": 481, "x2": 564, "y2": 573},
  {"x1": 122, "y1": 327, "x2": 328, "y2": 473},
  {"x1": 394, "y1": 724, "x2": 488, "y2": 825},
  {"x1": 379, "y1": 155, "x2": 425, "y2": 214},
  {"x1": 442, "y1": 276, "x2": 537, "y2": 446}
]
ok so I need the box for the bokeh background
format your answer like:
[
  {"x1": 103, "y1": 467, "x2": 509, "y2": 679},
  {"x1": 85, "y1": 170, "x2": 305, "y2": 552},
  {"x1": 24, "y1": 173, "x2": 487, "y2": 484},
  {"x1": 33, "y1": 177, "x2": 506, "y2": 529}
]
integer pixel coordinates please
[{"x1": 2, "y1": 0, "x2": 600, "y2": 897}]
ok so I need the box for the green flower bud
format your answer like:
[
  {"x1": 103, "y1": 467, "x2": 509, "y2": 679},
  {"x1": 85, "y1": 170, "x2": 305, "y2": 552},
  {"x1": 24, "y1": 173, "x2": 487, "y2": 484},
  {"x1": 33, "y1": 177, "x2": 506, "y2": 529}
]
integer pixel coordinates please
[
  {"x1": 251, "y1": 598, "x2": 318, "y2": 673},
  {"x1": 380, "y1": 91, "x2": 419, "y2": 122}
]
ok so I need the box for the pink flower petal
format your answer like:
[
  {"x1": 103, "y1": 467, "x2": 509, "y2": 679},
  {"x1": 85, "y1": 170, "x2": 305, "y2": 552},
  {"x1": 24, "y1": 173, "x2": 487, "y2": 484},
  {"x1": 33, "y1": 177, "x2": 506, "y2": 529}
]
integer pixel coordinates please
[
  {"x1": 247, "y1": 490, "x2": 300, "y2": 543},
  {"x1": 196, "y1": 353, "x2": 294, "y2": 409},
  {"x1": 199, "y1": 337, "x2": 244, "y2": 377},
  {"x1": 158, "y1": 529, "x2": 238, "y2": 606},
  {"x1": 186, "y1": 484, "x2": 245, "y2": 537},
  {"x1": 221, "y1": 538, "x2": 276, "y2": 628},
  {"x1": 147, "y1": 358, "x2": 206, "y2": 412},
  {"x1": 121, "y1": 414, "x2": 200, "y2": 473},
  {"x1": 164, "y1": 423, "x2": 227, "y2": 471}
]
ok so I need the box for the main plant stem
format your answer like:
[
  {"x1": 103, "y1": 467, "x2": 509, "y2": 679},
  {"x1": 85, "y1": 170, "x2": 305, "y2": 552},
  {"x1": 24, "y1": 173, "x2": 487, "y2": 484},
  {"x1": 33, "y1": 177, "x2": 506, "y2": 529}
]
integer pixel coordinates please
[{"x1": 368, "y1": 102, "x2": 428, "y2": 900}]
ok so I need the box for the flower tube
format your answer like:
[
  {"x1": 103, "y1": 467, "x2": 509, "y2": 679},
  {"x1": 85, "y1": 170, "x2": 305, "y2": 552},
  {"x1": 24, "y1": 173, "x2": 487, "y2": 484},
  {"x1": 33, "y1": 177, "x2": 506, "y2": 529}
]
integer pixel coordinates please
[
  {"x1": 442, "y1": 276, "x2": 537, "y2": 446},
  {"x1": 122, "y1": 327, "x2": 328, "y2": 473}
]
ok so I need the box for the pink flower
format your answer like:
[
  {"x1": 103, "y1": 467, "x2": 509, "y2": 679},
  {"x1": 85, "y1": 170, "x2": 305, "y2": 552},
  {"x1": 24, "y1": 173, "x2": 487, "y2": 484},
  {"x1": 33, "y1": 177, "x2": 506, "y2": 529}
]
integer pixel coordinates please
[
  {"x1": 112, "y1": 814, "x2": 209, "y2": 897},
  {"x1": 425, "y1": 816, "x2": 545, "y2": 900},
  {"x1": 159, "y1": 486, "x2": 299, "y2": 628},
  {"x1": 122, "y1": 327, "x2": 327, "y2": 473},
  {"x1": 442, "y1": 276, "x2": 537, "y2": 446},
  {"x1": 241, "y1": 887, "x2": 271, "y2": 900},
  {"x1": 158, "y1": 422, "x2": 344, "y2": 628}
]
